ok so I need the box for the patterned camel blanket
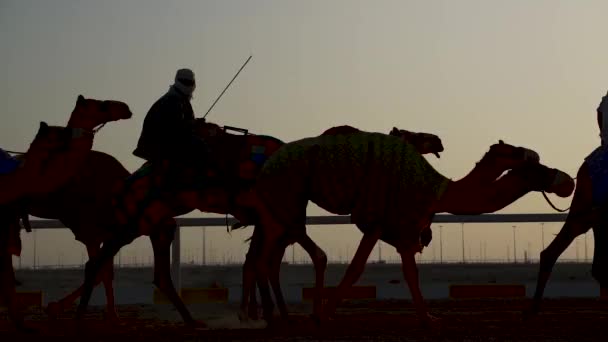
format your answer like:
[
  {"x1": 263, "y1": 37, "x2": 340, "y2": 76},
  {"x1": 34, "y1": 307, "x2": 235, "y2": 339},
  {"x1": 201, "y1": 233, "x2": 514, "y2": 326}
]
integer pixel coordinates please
[
  {"x1": 0, "y1": 148, "x2": 20, "y2": 175},
  {"x1": 257, "y1": 131, "x2": 450, "y2": 249}
]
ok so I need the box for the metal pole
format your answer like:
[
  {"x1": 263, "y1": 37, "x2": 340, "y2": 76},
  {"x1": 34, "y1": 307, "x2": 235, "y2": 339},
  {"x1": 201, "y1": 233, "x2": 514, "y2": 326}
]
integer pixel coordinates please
[
  {"x1": 512, "y1": 225, "x2": 517, "y2": 263},
  {"x1": 171, "y1": 224, "x2": 181, "y2": 292},
  {"x1": 33, "y1": 229, "x2": 37, "y2": 269},
  {"x1": 461, "y1": 223, "x2": 465, "y2": 263},
  {"x1": 585, "y1": 233, "x2": 589, "y2": 262},
  {"x1": 541, "y1": 223, "x2": 545, "y2": 250},
  {"x1": 202, "y1": 226, "x2": 206, "y2": 266},
  {"x1": 439, "y1": 225, "x2": 443, "y2": 263},
  {"x1": 378, "y1": 241, "x2": 382, "y2": 263}
]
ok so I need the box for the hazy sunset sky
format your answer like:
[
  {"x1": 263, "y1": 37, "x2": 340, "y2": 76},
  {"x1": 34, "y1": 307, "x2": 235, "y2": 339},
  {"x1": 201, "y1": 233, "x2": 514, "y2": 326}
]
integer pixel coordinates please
[{"x1": 2, "y1": 0, "x2": 608, "y2": 266}]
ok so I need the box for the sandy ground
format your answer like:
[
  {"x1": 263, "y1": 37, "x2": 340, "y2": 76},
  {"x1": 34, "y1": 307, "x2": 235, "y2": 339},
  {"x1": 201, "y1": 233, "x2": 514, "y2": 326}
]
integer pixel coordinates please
[
  {"x1": 9, "y1": 262, "x2": 603, "y2": 305},
  {"x1": 1, "y1": 299, "x2": 607, "y2": 341},
  {"x1": 1, "y1": 263, "x2": 605, "y2": 341}
]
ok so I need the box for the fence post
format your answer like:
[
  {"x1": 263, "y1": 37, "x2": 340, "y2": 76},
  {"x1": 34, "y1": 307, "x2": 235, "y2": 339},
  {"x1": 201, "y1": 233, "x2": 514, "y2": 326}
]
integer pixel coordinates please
[{"x1": 171, "y1": 224, "x2": 181, "y2": 292}]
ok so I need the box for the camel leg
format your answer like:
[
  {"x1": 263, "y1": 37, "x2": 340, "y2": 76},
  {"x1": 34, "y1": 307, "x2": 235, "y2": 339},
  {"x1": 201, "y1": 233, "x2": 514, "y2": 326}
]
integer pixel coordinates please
[
  {"x1": 323, "y1": 228, "x2": 381, "y2": 319},
  {"x1": 76, "y1": 231, "x2": 136, "y2": 321},
  {"x1": 1, "y1": 252, "x2": 34, "y2": 333},
  {"x1": 239, "y1": 226, "x2": 262, "y2": 321},
  {"x1": 398, "y1": 246, "x2": 438, "y2": 327},
  {"x1": 96, "y1": 245, "x2": 118, "y2": 320},
  {"x1": 297, "y1": 234, "x2": 328, "y2": 323},
  {"x1": 525, "y1": 163, "x2": 593, "y2": 319},
  {"x1": 149, "y1": 226, "x2": 201, "y2": 327},
  {"x1": 251, "y1": 208, "x2": 287, "y2": 324},
  {"x1": 45, "y1": 243, "x2": 113, "y2": 319},
  {"x1": 268, "y1": 240, "x2": 288, "y2": 319}
]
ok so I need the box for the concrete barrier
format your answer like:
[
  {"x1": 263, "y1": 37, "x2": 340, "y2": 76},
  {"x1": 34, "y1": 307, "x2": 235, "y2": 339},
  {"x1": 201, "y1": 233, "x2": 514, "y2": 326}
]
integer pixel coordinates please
[
  {"x1": 302, "y1": 286, "x2": 376, "y2": 303},
  {"x1": 153, "y1": 287, "x2": 229, "y2": 304},
  {"x1": 0, "y1": 291, "x2": 43, "y2": 309},
  {"x1": 449, "y1": 284, "x2": 526, "y2": 299}
]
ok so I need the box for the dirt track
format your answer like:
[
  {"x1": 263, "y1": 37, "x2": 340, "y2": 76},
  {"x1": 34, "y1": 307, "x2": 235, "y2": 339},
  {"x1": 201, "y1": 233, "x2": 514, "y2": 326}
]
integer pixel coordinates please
[{"x1": 2, "y1": 298, "x2": 607, "y2": 341}]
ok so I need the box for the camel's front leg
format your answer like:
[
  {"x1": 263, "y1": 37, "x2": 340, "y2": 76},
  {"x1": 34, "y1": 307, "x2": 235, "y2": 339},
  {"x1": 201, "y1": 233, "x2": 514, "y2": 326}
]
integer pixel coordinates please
[
  {"x1": 239, "y1": 226, "x2": 263, "y2": 321},
  {"x1": 525, "y1": 163, "x2": 594, "y2": 319},
  {"x1": 76, "y1": 231, "x2": 135, "y2": 322},
  {"x1": 398, "y1": 246, "x2": 438, "y2": 327},
  {"x1": 46, "y1": 243, "x2": 115, "y2": 319},
  {"x1": 323, "y1": 228, "x2": 381, "y2": 319},
  {"x1": 1, "y1": 252, "x2": 34, "y2": 333}
]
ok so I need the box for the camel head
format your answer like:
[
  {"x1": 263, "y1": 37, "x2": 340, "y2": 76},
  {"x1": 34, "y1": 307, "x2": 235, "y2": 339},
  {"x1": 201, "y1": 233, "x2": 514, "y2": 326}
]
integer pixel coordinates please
[
  {"x1": 389, "y1": 127, "x2": 444, "y2": 158},
  {"x1": 482, "y1": 140, "x2": 540, "y2": 169},
  {"x1": 29, "y1": 121, "x2": 74, "y2": 153},
  {"x1": 67, "y1": 95, "x2": 133, "y2": 132}
]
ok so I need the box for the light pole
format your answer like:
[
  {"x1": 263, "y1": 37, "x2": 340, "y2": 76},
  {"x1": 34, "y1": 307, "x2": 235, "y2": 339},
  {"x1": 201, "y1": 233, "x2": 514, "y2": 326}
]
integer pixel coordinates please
[
  {"x1": 461, "y1": 223, "x2": 465, "y2": 263},
  {"x1": 439, "y1": 225, "x2": 443, "y2": 263},
  {"x1": 512, "y1": 225, "x2": 517, "y2": 263},
  {"x1": 585, "y1": 232, "x2": 589, "y2": 262},
  {"x1": 541, "y1": 223, "x2": 545, "y2": 250}
]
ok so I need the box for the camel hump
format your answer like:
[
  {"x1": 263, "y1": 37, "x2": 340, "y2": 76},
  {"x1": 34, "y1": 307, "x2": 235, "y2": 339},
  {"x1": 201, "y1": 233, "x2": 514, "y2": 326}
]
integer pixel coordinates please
[{"x1": 321, "y1": 125, "x2": 361, "y2": 136}]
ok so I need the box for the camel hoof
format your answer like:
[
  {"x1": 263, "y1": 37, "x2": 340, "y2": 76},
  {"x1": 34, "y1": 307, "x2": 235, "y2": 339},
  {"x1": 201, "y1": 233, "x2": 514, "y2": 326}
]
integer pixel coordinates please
[
  {"x1": 18, "y1": 325, "x2": 38, "y2": 334},
  {"x1": 45, "y1": 301, "x2": 62, "y2": 319},
  {"x1": 419, "y1": 314, "x2": 441, "y2": 329},
  {"x1": 522, "y1": 306, "x2": 540, "y2": 322},
  {"x1": 238, "y1": 310, "x2": 250, "y2": 322},
  {"x1": 248, "y1": 306, "x2": 260, "y2": 320},
  {"x1": 104, "y1": 310, "x2": 120, "y2": 322},
  {"x1": 186, "y1": 320, "x2": 208, "y2": 331}
]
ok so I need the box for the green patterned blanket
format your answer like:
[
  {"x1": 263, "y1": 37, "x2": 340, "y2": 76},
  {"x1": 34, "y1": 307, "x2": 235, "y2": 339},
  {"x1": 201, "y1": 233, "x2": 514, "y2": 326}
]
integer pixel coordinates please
[{"x1": 258, "y1": 131, "x2": 450, "y2": 249}]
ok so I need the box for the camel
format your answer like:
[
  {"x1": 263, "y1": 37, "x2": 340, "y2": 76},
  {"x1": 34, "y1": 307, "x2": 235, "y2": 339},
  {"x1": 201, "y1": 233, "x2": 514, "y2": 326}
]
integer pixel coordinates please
[
  {"x1": 0, "y1": 95, "x2": 133, "y2": 332},
  {"x1": 237, "y1": 125, "x2": 449, "y2": 322},
  {"x1": 58, "y1": 122, "x2": 446, "y2": 328},
  {"x1": 525, "y1": 93, "x2": 608, "y2": 318},
  {"x1": 241, "y1": 131, "x2": 575, "y2": 326}
]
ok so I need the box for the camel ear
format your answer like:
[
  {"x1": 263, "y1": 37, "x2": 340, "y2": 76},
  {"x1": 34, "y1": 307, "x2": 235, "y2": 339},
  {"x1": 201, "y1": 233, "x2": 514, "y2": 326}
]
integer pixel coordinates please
[
  {"x1": 37, "y1": 121, "x2": 49, "y2": 136},
  {"x1": 77, "y1": 94, "x2": 85, "y2": 106},
  {"x1": 499, "y1": 139, "x2": 504, "y2": 144}
]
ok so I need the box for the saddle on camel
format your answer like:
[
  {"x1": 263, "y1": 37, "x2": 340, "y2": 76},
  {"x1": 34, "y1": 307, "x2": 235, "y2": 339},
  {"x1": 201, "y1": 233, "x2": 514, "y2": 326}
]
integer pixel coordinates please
[
  {"x1": 525, "y1": 91, "x2": 608, "y2": 319},
  {"x1": 64, "y1": 122, "x2": 444, "y2": 328},
  {"x1": 242, "y1": 130, "x2": 575, "y2": 326},
  {"x1": 0, "y1": 95, "x2": 133, "y2": 332}
]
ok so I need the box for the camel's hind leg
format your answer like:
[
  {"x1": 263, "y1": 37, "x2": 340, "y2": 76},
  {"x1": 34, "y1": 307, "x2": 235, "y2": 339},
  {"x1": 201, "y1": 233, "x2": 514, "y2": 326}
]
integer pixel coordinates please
[
  {"x1": 239, "y1": 224, "x2": 263, "y2": 321},
  {"x1": 297, "y1": 234, "x2": 328, "y2": 322},
  {"x1": 149, "y1": 223, "x2": 202, "y2": 327}
]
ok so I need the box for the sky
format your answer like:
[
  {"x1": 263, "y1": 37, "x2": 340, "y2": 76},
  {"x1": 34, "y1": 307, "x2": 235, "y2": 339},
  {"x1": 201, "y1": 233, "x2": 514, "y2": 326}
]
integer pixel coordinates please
[{"x1": 2, "y1": 0, "x2": 608, "y2": 268}]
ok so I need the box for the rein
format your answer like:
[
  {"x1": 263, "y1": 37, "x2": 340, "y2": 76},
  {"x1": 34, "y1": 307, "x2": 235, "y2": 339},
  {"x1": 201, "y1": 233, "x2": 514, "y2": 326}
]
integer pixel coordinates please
[
  {"x1": 541, "y1": 177, "x2": 577, "y2": 213},
  {"x1": 5, "y1": 124, "x2": 105, "y2": 156}
]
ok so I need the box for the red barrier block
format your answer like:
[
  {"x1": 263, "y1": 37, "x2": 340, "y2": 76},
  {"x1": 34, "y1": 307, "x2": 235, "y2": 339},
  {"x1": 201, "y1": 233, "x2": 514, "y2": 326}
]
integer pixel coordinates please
[
  {"x1": 449, "y1": 284, "x2": 526, "y2": 299},
  {"x1": 0, "y1": 291, "x2": 43, "y2": 309},
  {"x1": 302, "y1": 286, "x2": 376, "y2": 303}
]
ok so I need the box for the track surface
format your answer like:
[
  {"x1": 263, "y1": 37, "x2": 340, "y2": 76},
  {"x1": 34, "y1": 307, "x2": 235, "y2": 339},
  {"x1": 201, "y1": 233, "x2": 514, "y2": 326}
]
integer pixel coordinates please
[{"x1": 1, "y1": 299, "x2": 607, "y2": 341}]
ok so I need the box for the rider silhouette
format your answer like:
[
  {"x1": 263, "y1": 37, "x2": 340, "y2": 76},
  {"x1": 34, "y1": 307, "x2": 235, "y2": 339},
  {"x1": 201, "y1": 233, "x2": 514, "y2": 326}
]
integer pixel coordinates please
[
  {"x1": 598, "y1": 92, "x2": 608, "y2": 147},
  {"x1": 133, "y1": 68, "x2": 210, "y2": 190}
]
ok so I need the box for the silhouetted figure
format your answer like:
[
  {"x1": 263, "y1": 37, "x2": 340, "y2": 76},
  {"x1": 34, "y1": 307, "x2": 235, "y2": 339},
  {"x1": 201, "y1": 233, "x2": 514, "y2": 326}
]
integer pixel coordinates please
[{"x1": 133, "y1": 68, "x2": 210, "y2": 190}]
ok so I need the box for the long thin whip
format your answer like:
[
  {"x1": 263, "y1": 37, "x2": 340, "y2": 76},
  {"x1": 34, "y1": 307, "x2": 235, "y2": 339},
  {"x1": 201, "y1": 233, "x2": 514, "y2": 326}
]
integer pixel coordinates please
[{"x1": 203, "y1": 55, "x2": 253, "y2": 119}]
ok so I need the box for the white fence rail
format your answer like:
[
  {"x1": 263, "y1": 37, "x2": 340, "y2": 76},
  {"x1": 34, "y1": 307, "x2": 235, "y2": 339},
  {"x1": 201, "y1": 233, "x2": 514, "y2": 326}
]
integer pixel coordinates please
[{"x1": 25, "y1": 213, "x2": 569, "y2": 290}]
